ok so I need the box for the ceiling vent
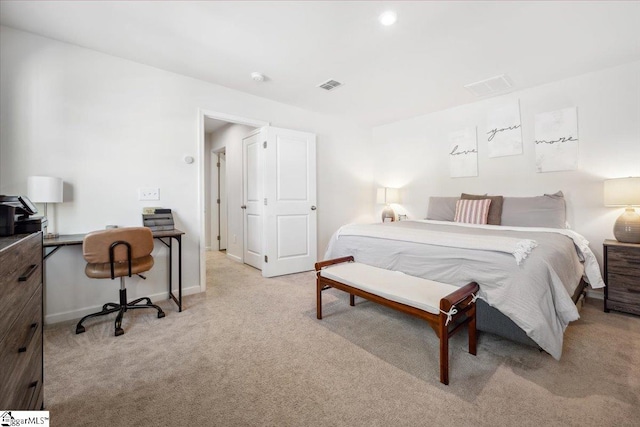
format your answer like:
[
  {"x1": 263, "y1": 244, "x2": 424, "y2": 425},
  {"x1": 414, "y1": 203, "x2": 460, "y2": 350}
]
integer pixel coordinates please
[
  {"x1": 317, "y1": 79, "x2": 343, "y2": 91},
  {"x1": 464, "y1": 74, "x2": 513, "y2": 97}
]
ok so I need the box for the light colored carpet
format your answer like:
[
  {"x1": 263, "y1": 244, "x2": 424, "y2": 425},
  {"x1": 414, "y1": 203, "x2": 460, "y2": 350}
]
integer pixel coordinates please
[{"x1": 43, "y1": 250, "x2": 640, "y2": 426}]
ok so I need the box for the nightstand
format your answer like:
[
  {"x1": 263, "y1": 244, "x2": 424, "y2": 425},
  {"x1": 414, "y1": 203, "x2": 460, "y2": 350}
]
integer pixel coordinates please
[{"x1": 603, "y1": 239, "x2": 640, "y2": 316}]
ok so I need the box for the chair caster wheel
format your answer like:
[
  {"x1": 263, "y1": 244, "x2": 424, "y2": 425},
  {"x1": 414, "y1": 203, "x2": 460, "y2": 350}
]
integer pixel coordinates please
[
  {"x1": 76, "y1": 325, "x2": 85, "y2": 334},
  {"x1": 158, "y1": 312, "x2": 165, "y2": 319},
  {"x1": 115, "y1": 328, "x2": 124, "y2": 336}
]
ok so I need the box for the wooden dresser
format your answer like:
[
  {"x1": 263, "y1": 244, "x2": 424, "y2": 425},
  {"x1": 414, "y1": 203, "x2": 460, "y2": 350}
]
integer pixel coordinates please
[
  {"x1": 604, "y1": 239, "x2": 640, "y2": 316},
  {"x1": 0, "y1": 232, "x2": 44, "y2": 410}
]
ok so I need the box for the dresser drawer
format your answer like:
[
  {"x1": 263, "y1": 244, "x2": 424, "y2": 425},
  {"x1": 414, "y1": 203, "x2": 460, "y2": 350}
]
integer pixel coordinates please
[
  {"x1": 0, "y1": 232, "x2": 42, "y2": 342},
  {"x1": 0, "y1": 286, "x2": 43, "y2": 410}
]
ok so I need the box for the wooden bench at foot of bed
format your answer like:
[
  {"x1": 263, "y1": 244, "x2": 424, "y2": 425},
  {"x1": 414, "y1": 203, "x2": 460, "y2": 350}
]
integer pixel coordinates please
[{"x1": 315, "y1": 256, "x2": 479, "y2": 385}]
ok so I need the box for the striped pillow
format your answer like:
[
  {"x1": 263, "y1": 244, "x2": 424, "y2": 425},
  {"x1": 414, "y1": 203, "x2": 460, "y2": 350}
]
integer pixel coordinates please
[{"x1": 453, "y1": 199, "x2": 492, "y2": 224}]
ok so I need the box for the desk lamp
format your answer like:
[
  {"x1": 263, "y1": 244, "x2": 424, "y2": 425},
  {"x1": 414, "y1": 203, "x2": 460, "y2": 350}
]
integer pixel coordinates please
[
  {"x1": 28, "y1": 176, "x2": 63, "y2": 238},
  {"x1": 377, "y1": 187, "x2": 401, "y2": 222},
  {"x1": 604, "y1": 177, "x2": 640, "y2": 243}
]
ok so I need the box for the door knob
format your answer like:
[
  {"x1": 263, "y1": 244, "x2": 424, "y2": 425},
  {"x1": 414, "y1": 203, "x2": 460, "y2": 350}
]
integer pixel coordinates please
[
  {"x1": 311, "y1": 206, "x2": 317, "y2": 210},
  {"x1": 241, "y1": 205, "x2": 247, "y2": 209}
]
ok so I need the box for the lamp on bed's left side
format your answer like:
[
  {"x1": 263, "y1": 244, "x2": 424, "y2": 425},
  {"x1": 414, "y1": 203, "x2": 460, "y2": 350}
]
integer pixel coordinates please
[
  {"x1": 377, "y1": 187, "x2": 401, "y2": 222},
  {"x1": 604, "y1": 177, "x2": 640, "y2": 243}
]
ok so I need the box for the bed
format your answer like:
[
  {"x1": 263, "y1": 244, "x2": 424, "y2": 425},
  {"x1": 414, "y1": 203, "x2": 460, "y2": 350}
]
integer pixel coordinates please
[{"x1": 323, "y1": 193, "x2": 605, "y2": 360}]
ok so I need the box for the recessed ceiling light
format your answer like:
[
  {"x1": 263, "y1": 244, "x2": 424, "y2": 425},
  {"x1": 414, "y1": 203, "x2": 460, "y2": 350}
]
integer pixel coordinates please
[{"x1": 379, "y1": 11, "x2": 397, "y2": 26}]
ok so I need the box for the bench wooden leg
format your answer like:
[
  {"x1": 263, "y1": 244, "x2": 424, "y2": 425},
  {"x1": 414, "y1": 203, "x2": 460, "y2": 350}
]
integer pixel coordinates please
[
  {"x1": 469, "y1": 304, "x2": 477, "y2": 355},
  {"x1": 439, "y1": 317, "x2": 449, "y2": 385},
  {"x1": 317, "y1": 278, "x2": 323, "y2": 320},
  {"x1": 350, "y1": 294, "x2": 355, "y2": 306}
]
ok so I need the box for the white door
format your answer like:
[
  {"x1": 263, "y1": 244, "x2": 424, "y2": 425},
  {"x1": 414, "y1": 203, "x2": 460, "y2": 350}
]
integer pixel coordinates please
[
  {"x1": 219, "y1": 152, "x2": 227, "y2": 251},
  {"x1": 210, "y1": 150, "x2": 219, "y2": 250},
  {"x1": 262, "y1": 126, "x2": 317, "y2": 277},
  {"x1": 211, "y1": 151, "x2": 227, "y2": 251},
  {"x1": 242, "y1": 130, "x2": 264, "y2": 269}
]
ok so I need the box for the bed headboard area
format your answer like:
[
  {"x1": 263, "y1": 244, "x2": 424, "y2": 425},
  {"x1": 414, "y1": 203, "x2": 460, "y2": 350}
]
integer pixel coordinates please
[{"x1": 426, "y1": 191, "x2": 567, "y2": 229}]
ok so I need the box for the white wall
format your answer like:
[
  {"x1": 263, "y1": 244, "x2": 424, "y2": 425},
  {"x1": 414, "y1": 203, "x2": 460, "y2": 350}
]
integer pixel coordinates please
[
  {"x1": 0, "y1": 26, "x2": 373, "y2": 323},
  {"x1": 372, "y1": 61, "x2": 640, "y2": 274}
]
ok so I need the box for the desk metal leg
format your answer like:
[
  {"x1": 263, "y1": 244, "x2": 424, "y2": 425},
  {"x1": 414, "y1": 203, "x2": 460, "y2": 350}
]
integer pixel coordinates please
[
  {"x1": 169, "y1": 237, "x2": 173, "y2": 306},
  {"x1": 167, "y1": 236, "x2": 182, "y2": 312},
  {"x1": 156, "y1": 236, "x2": 183, "y2": 312},
  {"x1": 178, "y1": 235, "x2": 182, "y2": 312}
]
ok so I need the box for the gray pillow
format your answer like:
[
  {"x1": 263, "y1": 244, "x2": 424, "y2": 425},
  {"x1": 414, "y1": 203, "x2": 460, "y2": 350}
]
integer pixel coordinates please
[
  {"x1": 426, "y1": 197, "x2": 459, "y2": 221},
  {"x1": 501, "y1": 191, "x2": 566, "y2": 228},
  {"x1": 460, "y1": 193, "x2": 504, "y2": 225}
]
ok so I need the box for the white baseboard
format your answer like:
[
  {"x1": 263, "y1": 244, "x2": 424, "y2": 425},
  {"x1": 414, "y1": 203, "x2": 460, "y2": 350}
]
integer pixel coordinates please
[
  {"x1": 586, "y1": 289, "x2": 604, "y2": 300},
  {"x1": 226, "y1": 253, "x2": 242, "y2": 263},
  {"x1": 44, "y1": 285, "x2": 202, "y2": 325}
]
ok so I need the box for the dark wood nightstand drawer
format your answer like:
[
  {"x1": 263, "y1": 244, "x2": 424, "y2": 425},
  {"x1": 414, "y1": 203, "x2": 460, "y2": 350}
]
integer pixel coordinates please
[
  {"x1": 607, "y1": 246, "x2": 640, "y2": 275},
  {"x1": 606, "y1": 272, "x2": 640, "y2": 293},
  {"x1": 607, "y1": 274, "x2": 640, "y2": 304},
  {"x1": 604, "y1": 240, "x2": 640, "y2": 316}
]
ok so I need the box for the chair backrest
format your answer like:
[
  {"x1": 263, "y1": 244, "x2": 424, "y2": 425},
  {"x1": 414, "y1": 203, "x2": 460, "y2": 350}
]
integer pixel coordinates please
[{"x1": 83, "y1": 227, "x2": 154, "y2": 264}]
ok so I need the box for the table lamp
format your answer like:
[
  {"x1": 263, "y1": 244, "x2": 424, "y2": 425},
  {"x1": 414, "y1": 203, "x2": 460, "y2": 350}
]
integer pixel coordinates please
[
  {"x1": 376, "y1": 187, "x2": 401, "y2": 222},
  {"x1": 604, "y1": 177, "x2": 640, "y2": 243},
  {"x1": 27, "y1": 175, "x2": 63, "y2": 238}
]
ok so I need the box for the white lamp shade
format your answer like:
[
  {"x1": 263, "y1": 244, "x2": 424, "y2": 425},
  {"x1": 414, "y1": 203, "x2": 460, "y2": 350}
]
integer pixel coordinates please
[
  {"x1": 604, "y1": 177, "x2": 640, "y2": 206},
  {"x1": 27, "y1": 176, "x2": 63, "y2": 203},
  {"x1": 376, "y1": 187, "x2": 401, "y2": 205}
]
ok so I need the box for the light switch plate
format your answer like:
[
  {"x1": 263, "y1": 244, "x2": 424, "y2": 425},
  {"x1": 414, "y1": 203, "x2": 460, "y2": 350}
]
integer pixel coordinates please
[{"x1": 139, "y1": 188, "x2": 160, "y2": 201}]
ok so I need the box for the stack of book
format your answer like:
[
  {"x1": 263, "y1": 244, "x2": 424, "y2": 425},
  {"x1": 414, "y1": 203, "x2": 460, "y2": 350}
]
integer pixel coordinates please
[{"x1": 142, "y1": 208, "x2": 174, "y2": 231}]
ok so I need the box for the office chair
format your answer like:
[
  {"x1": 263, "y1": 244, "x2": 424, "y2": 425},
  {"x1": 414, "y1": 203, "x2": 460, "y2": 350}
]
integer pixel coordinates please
[{"x1": 76, "y1": 227, "x2": 165, "y2": 336}]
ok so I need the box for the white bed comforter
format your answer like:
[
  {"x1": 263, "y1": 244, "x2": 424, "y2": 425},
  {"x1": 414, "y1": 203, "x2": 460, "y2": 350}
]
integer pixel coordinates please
[{"x1": 324, "y1": 220, "x2": 604, "y2": 360}]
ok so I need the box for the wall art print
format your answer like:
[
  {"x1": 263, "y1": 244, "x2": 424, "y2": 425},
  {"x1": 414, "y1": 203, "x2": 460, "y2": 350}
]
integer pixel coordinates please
[
  {"x1": 449, "y1": 127, "x2": 478, "y2": 178},
  {"x1": 486, "y1": 101, "x2": 523, "y2": 158},
  {"x1": 534, "y1": 107, "x2": 578, "y2": 173}
]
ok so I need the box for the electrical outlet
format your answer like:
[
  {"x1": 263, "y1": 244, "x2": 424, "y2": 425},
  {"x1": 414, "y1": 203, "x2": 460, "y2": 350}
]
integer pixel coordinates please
[{"x1": 139, "y1": 187, "x2": 160, "y2": 201}]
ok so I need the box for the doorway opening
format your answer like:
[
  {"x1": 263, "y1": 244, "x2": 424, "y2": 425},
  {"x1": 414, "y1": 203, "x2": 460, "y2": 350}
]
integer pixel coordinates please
[
  {"x1": 198, "y1": 110, "x2": 268, "y2": 292},
  {"x1": 198, "y1": 110, "x2": 318, "y2": 290}
]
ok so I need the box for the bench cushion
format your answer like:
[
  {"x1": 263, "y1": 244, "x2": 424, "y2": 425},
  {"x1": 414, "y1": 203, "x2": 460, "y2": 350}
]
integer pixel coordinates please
[{"x1": 320, "y1": 263, "x2": 460, "y2": 315}]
